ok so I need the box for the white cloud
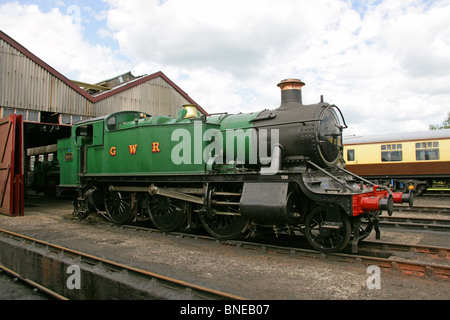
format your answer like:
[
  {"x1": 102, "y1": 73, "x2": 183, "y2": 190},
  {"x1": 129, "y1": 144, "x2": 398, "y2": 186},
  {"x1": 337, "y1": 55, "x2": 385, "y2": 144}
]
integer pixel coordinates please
[
  {"x1": 0, "y1": 1, "x2": 129, "y2": 82},
  {"x1": 101, "y1": 0, "x2": 450, "y2": 135},
  {"x1": 1, "y1": 0, "x2": 449, "y2": 135}
]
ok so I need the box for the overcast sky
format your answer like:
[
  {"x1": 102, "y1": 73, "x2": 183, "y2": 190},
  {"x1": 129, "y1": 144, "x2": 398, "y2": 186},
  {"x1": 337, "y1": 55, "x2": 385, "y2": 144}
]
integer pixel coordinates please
[{"x1": 1, "y1": 0, "x2": 449, "y2": 136}]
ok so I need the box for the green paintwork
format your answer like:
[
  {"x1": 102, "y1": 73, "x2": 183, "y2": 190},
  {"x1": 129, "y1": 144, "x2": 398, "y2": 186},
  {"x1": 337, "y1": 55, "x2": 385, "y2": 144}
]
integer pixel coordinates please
[
  {"x1": 207, "y1": 112, "x2": 261, "y2": 166},
  {"x1": 57, "y1": 135, "x2": 80, "y2": 186},
  {"x1": 57, "y1": 109, "x2": 262, "y2": 186}
]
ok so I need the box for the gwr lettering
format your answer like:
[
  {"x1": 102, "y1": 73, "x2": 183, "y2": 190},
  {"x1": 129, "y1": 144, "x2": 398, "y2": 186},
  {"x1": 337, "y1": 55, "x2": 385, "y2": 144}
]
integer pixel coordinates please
[
  {"x1": 152, "y1": 142, "x2": 160, "y2": 153},
  {"x1": 129, "y1": 144, "x2": 138, "y2": 155},
  {"x1": 224, "y1": 304, "x2": 269, "y2": 315}
]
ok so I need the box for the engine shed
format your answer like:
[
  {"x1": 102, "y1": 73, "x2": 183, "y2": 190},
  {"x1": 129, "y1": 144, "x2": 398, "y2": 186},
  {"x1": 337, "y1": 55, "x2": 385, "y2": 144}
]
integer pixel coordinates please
[{"x1": 0, "y1": 31, "x2": 205, "y2": 216}]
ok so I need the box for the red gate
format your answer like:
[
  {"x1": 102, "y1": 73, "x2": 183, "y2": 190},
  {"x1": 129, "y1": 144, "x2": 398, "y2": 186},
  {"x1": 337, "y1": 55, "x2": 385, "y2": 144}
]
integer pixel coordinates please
[{"x1": 0, "y1": 114, "x2": 24, "y2": 216}]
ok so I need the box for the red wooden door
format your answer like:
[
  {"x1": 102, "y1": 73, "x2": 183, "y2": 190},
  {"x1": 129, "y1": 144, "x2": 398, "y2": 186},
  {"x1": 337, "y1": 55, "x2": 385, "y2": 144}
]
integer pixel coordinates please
[{"x1": 0, "y1": 114, "x2": 24, "y2": 216}]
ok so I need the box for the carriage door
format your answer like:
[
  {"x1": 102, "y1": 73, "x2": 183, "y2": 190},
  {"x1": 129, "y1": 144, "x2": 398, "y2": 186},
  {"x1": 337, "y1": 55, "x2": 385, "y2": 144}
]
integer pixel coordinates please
[{"x1": 0, "y1": 114, "x2": 24, "y2": 216}]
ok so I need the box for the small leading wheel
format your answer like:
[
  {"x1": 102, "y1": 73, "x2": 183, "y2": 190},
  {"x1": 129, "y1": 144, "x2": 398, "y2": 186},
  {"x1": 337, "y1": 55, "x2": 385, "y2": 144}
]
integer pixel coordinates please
[
  {"x1": 104, "y1": 190, "x2": 135, "y2": 224},
  {"x1": 147, "y1": 195, "x2": 188, "y2": 232},
  {"x1": 358, "y1": 217, "x2": 375, "y2": 241},
  {"x1": 304, "y1": 206, "x2": 351, "y2": 253}
]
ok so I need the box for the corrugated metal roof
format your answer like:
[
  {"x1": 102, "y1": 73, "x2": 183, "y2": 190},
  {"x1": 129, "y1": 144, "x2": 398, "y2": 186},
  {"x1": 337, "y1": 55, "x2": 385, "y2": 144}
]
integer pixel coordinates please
[
  {"x1": 0, "y1": 36, "x2": 94, "y2": 116},
  {"x1": 92, "y1": 74, "x2": 149, "y2": 98},
  {"x1": 344, "y1": 129, "x2": 450, "y2": 145},
  {"x1": 0, "y1": 30, "x2": 207, "y2": 117}
]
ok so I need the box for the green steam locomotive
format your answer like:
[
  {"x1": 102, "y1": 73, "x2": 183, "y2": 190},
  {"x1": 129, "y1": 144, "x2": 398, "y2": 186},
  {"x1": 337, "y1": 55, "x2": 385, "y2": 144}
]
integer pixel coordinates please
[{"x1": 57, "y1": 79, "x2": 413, "y2": 253}]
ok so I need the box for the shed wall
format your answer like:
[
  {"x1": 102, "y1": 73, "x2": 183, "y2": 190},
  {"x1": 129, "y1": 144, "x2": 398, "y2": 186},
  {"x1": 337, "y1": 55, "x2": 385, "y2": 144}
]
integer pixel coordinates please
[{"x1": 0, "y1": 38, "x2": 93, "y2": 117}]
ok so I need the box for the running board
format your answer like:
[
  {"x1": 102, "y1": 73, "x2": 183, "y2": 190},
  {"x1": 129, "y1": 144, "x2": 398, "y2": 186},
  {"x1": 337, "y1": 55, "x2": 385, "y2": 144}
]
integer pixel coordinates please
[{"x1": 109, "y1": 184, "x2": 204, "y2": 205}]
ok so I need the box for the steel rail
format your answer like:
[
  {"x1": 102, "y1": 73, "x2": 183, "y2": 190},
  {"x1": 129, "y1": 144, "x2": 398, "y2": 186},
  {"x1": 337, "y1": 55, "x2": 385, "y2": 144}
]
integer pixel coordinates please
[
  {"x1": 375, "y1": 216, "x2": 450, "y2": 232},
  {"x1": 358, "y1": 240, "x2": 450, "y2": 258},
  {"x1": 75, "y1": 215, "x2": 450, "y2": 279},
  {"x1": 0, "y1": 228, "x2": 248, "y2": 300},
  {"x1": 394, "y1": 205, "x2": 450, "y2": 215},
  {"x1": 0, "y1": 263, "x2": 68, "y2": 300},
  {"x1": 225, "y1": 239, "x2": 450, "y2": 279}
]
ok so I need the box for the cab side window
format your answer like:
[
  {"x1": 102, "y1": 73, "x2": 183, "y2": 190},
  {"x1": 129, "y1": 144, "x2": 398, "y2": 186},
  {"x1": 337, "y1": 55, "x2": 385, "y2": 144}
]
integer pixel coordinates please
[
  {"x1": 75, "y1": 125, "x2": 93, "y2": 146},
  {"x1": 107, "y1": 116, "x2": 116, "y2": 131}
]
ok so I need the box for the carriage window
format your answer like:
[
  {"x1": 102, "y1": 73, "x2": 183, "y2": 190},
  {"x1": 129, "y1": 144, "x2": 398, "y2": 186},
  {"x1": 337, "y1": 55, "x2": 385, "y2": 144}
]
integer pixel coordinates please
[
  {"x1": 381, "y1": 144, "x2": 402, "y2": 162},
  {"x1": 347, "y1": 149, "x2": 355, "y2": 161},
  {"x1": 416, "y1": 141, "x2": 439, "y2": 160}
]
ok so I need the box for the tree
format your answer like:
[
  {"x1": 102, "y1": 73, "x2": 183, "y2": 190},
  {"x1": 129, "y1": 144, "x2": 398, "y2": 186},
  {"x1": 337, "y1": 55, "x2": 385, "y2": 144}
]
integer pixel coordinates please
[{"x1": 429, "y1": 112, "x2": 450, "y2": 130}]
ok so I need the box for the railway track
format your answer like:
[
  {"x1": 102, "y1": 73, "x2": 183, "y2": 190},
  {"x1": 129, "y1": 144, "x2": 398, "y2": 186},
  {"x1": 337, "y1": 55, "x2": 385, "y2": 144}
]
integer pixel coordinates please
[
  {"x1": 73, "y1": 214, "x2": 450, "y2": 280},
  {"x1": 376, "y1": 215, "x2": 450, "y2": 232},
  {"x1": 394, "y1": 204, "x2": 450, "y2": 215},
  {"x1": 228, "y1": 238, "x2": 450, "y2": 279},
  {"x1": 0, "y1": 228, "x2": 247, "y2": 300},
  {"x1": 0, "y1": 264, "x2": 67, "y2": 300}
]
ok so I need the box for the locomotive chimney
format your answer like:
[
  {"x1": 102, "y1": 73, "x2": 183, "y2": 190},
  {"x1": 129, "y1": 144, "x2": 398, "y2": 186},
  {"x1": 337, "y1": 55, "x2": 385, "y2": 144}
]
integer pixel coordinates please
[{"x1": 277, "y1": 78, "x2": 305, "y2": 110}]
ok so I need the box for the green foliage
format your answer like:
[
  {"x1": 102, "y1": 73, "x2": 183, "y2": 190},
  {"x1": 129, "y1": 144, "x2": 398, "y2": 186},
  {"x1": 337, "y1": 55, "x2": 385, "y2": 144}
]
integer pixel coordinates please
[{"x1": 429, "y1": 112, "x2": 450, "y2": 130}]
